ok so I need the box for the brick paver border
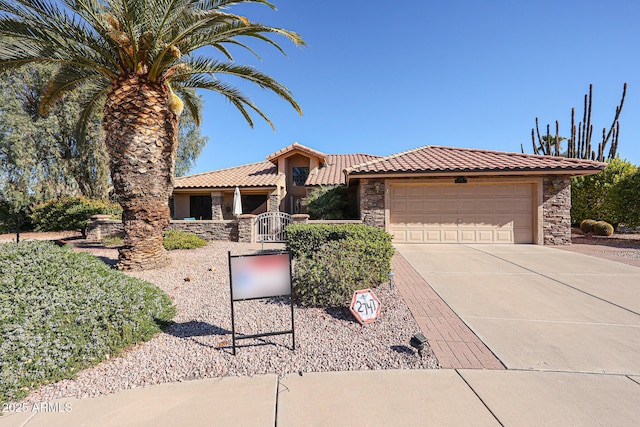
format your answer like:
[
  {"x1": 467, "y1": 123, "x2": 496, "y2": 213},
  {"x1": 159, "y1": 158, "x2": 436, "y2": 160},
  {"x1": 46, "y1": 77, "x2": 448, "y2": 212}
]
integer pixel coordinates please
[{"x1": 392, "y1": 253, "x2": 505, "y2": 369}]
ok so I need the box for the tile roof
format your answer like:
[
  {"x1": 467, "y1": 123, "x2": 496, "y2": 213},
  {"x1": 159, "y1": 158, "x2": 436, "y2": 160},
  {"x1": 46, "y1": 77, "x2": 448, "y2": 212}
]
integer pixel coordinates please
[
  {"x1": 266, "y1": 142, "x2": 328, "y2": 164},
  {"x1": 306, "y1": 154, "x2": 382, "y2": 186},
  {"x1": 174, "y1": 161, "x2": 279, "y2": 189},
  {"x1": 345, "y1": 145, "x2": 607, "y2": 176}
]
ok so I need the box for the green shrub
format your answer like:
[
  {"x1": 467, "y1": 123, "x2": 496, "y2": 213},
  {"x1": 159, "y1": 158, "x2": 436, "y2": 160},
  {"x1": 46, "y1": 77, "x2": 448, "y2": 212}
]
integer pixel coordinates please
[
  {"x1": 580, "y1": 219, "x2": 597, "y2": 233},
  {"x1": 571, "y1": 158, "x2": 638, "y2": 226},
  {"x1": 303, "y1": 185, "x2": 349, "y2": 220},
  {"x1": 293, "y1": 239, "x2": 382, "y2": 307},
  {"x1": 612, "y1": 169, "x2": 640, "y2": 228},
  {"x1": 285, "y1": 223, "x2": 394, "y2": 283},
  {"x1": 593, "y1": 221, "x2": 614, "y2": 236},
  {"x1": 163, "y1": 229, "x2": 207, "y2": 250},
  {"x1": 0, "y1": 241, "x2": 175, "y2": 403},
  {"x1": 30, "y1": 197, "x2": 122, "y2": 235}
]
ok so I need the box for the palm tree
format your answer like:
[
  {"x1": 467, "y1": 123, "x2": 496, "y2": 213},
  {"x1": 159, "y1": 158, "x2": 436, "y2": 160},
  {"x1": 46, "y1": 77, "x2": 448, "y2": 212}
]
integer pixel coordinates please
[{"x1": 0, "y1": 0, "x2": 303, "y2": 269}]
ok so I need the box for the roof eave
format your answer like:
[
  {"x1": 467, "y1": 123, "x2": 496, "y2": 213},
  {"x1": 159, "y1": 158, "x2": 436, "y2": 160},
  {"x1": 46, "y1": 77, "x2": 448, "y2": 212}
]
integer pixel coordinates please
[{"x1": 345, "y1": 167, "x2": 605, "y2": 180}]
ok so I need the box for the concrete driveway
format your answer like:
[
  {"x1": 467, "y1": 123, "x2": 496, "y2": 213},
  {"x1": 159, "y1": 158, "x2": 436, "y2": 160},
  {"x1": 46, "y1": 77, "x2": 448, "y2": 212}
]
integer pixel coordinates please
[{"x1": 395, "y1": 244, "x2": 640, "y2": 375}]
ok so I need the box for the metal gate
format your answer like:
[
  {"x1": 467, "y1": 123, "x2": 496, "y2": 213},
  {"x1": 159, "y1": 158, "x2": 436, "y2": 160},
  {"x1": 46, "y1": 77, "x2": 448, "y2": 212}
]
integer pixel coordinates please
[{"x1": 255, "y1": 212, "x2": 291, "y2": 243}]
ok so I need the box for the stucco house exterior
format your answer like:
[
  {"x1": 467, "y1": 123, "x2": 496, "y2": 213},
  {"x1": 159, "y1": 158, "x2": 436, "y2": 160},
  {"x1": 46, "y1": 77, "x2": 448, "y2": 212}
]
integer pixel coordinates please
[{"x1": 172, "y1": 142, "x2": 606, "y2": 245}]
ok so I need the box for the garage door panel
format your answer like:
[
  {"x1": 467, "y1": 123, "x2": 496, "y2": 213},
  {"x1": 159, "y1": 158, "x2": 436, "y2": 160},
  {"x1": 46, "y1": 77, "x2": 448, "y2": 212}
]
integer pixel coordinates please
[
  {"x1": 458, "y1": 230, "x2": 477, "y2": 243},
  {"x1": 442, "y1": 229, "x2": 458, "y2": 242},
  {"x1": 495, "y1": 230, "x2": 514, "y2": 243},
  {"x1": 389, "y1": 183, "x2": 534, "y2": 244},
  {"x1": 442, "y1": 200, "x2": 457, "y2": 213},
  {"x1": 512, "y1": 199, "x2": 532, "y2": 213},
  {"x1": 407, "y1": 200, "x2": 426, "y2": 213},
  {"x1": 476, "y1": 230, "x2": 495, "y2": 243},
  {"x1": 406, "y1": 186, "x2": 426, "y2": 198}
]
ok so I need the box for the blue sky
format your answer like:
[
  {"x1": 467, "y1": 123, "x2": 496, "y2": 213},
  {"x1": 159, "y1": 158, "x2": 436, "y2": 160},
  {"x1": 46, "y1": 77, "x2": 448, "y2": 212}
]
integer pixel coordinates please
[{"x1": 190, "y1": 0, "x2": 640, "y2": 174}]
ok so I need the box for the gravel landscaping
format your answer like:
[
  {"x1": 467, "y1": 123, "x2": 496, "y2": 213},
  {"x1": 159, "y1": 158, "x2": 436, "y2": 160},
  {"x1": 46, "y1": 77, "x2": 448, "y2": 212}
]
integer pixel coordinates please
[{"x1": 22, "y1": 241, "x2": 437, "y2": 403}]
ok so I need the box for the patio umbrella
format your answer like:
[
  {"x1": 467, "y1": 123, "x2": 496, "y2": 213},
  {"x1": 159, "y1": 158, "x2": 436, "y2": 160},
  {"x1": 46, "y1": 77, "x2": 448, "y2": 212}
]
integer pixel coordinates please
[{"x1": 233, "y1": 186, "x2": 243, "y2": 216}]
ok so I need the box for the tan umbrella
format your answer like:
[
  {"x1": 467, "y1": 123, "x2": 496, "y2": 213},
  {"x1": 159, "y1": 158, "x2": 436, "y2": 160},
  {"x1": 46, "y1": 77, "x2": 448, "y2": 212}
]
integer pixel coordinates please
[{"x1": 233, "y1": 186, "x2": 243, "y2": 216}]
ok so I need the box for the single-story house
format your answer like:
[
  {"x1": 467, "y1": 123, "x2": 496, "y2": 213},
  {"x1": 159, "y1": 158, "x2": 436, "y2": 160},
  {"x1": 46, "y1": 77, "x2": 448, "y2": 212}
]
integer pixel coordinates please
[{"x1": 172, "y1": 142, "x2": 606, "y2": 245}]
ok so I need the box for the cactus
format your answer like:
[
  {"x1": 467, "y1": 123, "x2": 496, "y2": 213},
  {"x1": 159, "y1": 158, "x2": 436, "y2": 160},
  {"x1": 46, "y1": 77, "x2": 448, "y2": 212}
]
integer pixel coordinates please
[
  {"x1": 593, "y1": 221, "x2": 614, "y2": 237},
  {"x1": 527, "y1": 84, "x2": 627, "y2": 162},
  {"x1": 580, "y1": 219, "x2": 597, "y2": 234}
]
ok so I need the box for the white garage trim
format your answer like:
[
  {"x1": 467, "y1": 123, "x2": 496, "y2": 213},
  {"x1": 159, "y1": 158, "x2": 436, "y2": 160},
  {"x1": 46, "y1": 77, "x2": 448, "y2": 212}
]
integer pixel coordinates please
[{"x1": 384, "y1": 177, "x2": 543, "y2": 244}]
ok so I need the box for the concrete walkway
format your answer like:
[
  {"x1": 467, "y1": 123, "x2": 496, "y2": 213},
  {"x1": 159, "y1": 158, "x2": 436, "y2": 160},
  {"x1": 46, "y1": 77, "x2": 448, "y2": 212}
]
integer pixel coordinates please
[{"x1": 3, "y1": 244, "x2": 640, "y2": 426}]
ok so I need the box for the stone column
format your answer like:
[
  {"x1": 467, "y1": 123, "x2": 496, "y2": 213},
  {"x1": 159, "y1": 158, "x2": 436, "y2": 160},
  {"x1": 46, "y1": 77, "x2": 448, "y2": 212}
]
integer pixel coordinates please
[
  {"x1": 268, "y1": 190, "x2": 280, "y2": 212},
  {"x1": 359, "y1": 178, "x2": 386, "y2": 228},
  {"x1": 238, "y1": 214, "x2": 257, "y2": 243},
  {"x1": 211, "y1": 191, "x2": 223, "y2": 220},
  {"x1": 542, "y1": 176, "x2": 572, "y2": 245}
]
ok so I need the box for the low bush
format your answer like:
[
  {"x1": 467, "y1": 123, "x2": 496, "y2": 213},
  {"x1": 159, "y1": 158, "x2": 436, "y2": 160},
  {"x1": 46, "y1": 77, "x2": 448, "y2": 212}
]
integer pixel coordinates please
[
  {"x1": 285, "y1": 223, "x2": 394, "y2": 282},
  {"x1": 593, "y1": 221, "x2": 614, "y2": 236},
  {"x1": 162, "y1": 229, "x2": 207, "y2": 250},
  {"x1": 0, "y1": 241, "x2": 175, "y2": 403},
  {"x1": 580, "y1": 219, "x2": 597, "y2": 233},
  {"x1": 30, "y1": 197, "x2": 122, "y2": 235},
  {"x1": 293, "y1": 239, "x2": 382, "y2": 307},
  {"x1": 286, "y1": 224, "x2": 394, "y2": 307}
]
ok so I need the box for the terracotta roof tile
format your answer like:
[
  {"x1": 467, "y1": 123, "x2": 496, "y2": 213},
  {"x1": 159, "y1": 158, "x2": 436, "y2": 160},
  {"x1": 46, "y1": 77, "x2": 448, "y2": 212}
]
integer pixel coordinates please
[
  {"x1": 345, "y1": 146, "x2": 607, "y2": 176},
  {"x1": 174, "y1": 161, "x2": 278, "y2": 189},
  {"x1": 306, "y1": 154, "x2": 381, "y2": 186},
  {"x1": 266, "y1": 142, "x2": 327, "y2": 164}
]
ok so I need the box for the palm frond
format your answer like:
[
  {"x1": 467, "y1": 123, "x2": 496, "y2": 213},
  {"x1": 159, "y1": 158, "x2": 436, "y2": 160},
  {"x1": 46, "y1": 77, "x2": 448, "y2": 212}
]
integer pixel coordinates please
[
  {"x1": 172, "y1": 86, "x2": 202, "y2": 126},
  {"x1": 41, "y1": 64, "x2": 109, "y2": 114}
]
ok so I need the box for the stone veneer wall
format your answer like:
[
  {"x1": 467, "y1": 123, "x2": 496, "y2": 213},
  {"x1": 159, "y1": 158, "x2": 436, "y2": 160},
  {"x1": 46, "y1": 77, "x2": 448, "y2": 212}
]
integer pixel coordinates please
[
  {"x1": 359, "y1": 178, "x2": 386, "y2": 228},
  {"x1": 86, "y1": 219, "x2": 238, "y2": 242},
  {"x1": 542, "y1": 176, "x2": 572, "y2": 245}
]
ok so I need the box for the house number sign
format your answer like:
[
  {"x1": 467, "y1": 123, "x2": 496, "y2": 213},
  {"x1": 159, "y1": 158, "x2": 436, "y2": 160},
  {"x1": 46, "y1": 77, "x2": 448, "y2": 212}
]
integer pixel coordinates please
[{"x1": 349, "y1": 289, "x2": 381, "y2": 325}]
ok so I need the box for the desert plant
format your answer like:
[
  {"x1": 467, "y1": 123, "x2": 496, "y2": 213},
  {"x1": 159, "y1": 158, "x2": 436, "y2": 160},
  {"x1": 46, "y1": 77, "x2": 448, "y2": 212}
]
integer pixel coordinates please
[
  {"x1": 580, "y1": 219, "x2": 598, "y2": 233},
  {"x1": 593, "y1": 221, "x2": 614, "y2": 236},
  {"x1": 0, "y1": 241, "x2": 175, "y2": 403},
  {"x1": 163, "y1": 229, "x2": 207, "y2": 250}
]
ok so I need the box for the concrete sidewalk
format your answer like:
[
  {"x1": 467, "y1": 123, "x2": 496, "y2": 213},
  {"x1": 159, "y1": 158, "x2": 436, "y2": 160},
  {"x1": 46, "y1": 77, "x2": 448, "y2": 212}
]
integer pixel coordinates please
[{"x1": 2, "y1": 370, "x2": 640, "y2": 426}]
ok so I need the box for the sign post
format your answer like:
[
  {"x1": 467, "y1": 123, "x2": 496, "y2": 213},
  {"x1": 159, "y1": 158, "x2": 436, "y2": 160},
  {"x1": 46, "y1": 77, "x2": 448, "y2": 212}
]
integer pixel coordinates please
[{"x1": 228, "y1": 251, "x2": 295, "y2": 355}]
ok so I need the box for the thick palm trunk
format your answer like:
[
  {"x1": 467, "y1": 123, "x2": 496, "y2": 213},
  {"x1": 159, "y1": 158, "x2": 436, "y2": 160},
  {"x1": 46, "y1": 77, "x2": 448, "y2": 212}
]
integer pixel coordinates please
[{"x1": 104, "y1": 74, "x2": 177, "y2": 270}]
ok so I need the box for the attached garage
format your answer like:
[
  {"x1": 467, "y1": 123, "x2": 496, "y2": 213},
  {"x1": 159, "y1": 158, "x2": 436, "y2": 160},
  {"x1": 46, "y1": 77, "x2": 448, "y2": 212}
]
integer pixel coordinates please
[
  {"x1": 389, "y1": 182, "x2": 534, "y2": 244},
  {"x1": 344, "y1": 145, "x2": 607, "y2": 246}
]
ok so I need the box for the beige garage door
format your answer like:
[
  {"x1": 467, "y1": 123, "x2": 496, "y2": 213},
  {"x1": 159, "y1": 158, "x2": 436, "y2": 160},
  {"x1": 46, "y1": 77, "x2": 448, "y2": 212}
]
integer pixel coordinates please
[{"x1": 390, "y1": 183, "x2": 533, "y2": 243}]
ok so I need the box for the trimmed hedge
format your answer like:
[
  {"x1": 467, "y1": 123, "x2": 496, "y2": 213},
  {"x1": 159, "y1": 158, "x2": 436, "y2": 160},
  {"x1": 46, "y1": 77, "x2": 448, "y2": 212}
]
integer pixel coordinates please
[
  {"x1": 0, "y1": 241, "x2": 175, "y2": 403},
  {"x1": 285, "y1": 224, "x2": 394, "y2": 307}
]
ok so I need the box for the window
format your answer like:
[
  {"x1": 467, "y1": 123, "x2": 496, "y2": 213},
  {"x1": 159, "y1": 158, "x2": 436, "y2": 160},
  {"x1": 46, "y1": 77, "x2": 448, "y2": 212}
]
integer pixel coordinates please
[
  {"x1": 189, "y1": 195, "x2": 212, "y2": 220},
  {"x1": 292, "y1": 167, "x2": 309, "y2": 186}
]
